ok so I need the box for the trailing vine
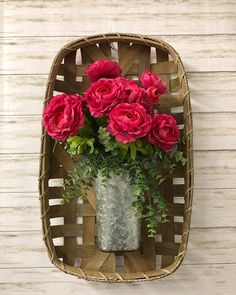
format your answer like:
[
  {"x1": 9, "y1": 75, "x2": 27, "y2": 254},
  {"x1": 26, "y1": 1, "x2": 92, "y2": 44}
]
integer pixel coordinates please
[{"x1": 62, "y1": 128, "x2": 186, "y2": 237}]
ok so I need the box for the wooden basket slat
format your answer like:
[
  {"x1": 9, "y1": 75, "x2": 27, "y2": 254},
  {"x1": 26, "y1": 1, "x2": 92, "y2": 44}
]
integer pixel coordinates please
[
  {"x1": 51, "y1": 224, "x2": 83, "y2": 238},
  {"x1": 48, "y1": 187, "x2": 64, "y2": 199},
  {"x1": 156, "y1": 242, "x2": 180, "y2": 256},
  {"x1": 172, "y1": 112, "x2": 184, "y2": 125},
  {"x1": 50, "y1": 203, "x2": 96, "y2": 218},
  {"x1": 119, "y1": 44, "x2": 145, "y2": 75},
  {"x1": 141, "y1": 219, "x2": 156, "y2": 270},
  {"x1": 160, "y1": 179, "x2": 176, "y2": 267},
  {"x1": 154, "y1": 223, "x2": 182, "y2": 237},
  {"x1": 56, "y1": 244, "x2": 96, "y2": 258},
  {"x1": 39, "y1": 33, "x2": 193, "y2": 282},
  {"x1": 99, "y1": 43, "x2": 112, "y2": 58},
  {"x1": 170, "y1": 77, "x2": 181, "y2": 91},
  {"x1": 58, "y1": 61, "x2": 177, "y2": 77},
  {"x1": 54, "y1": 80, "x2": 80, "y2": 94},
  {"x1": 100, "y1": 253, "x2": 116, "y2": 273},
  {"x1": 173, "y1": 184, "x2": 185, "y2": 195},
  {"x1": 80, "y1": 206, "x2": 96, "y2": 268},
  {"x1": 79, "y1": 40, "x2": 98, "y2": 270},
  {"x1": 83, "y1": 44, "x2": 107, "y2": 61},
  {"x1": 118, "y1": 42, "x2": 130, "y2": 61},
  {"x1": 157, "y1": 58, "x2": 171, "y2": 96},
  {"x1": 81, "y1": 249, "x2": 111, "y2": 271}
]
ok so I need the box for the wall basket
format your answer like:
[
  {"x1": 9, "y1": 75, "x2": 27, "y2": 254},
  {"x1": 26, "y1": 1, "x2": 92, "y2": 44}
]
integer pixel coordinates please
[{"x1": 39, "y1": 33, "x2": 194, "y2": 282}]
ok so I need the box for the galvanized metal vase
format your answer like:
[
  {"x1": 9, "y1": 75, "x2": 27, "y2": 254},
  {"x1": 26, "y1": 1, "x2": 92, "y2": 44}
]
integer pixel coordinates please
[{"x1": 95, "y1": 171, "x2": 141, "y2": 252}]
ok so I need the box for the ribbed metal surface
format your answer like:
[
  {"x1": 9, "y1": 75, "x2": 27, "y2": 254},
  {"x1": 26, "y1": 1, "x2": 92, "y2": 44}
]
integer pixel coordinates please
[{"x1": 95, "y1": 171, "x2": 141, "y2": 252}]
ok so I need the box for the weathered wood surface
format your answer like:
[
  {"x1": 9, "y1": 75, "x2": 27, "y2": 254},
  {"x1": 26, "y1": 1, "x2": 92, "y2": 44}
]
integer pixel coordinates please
[
  {"x1": 1, "y1": 189, "x2": 236, "y2": 231},
  {"x1": 0, "y1": 228, "x2": 235, "y2": 268},
  {"x1": 1, "y1": 152, "x2": 236, "y2": 192},
  {"x1": 1, "y1": 35, "x2": 236, "y2": 75},
  {"x1": 2, "y1": 73, "x2": 236, "y2": 115},
  {"x1": 1, "y1": 112, "x2": 235, "y2": 153},
  {"x1": 0, "y1": 264, "x2": 235, "y2": 294},
  {"x1": 1, "y1": 0, "x2": 236, "y2": 291},
  {"x1": 1, "y1": 0, "x2": 236, "y2": 36}
]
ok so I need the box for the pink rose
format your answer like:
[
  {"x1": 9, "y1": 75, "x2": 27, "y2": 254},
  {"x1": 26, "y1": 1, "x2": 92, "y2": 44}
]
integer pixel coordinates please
[
  {"x1": 115, "y1": 77, "x2": 144, "y2": 104},
  {"x1": 145, "y1": 86, "x2": 160, "y2": 104},
  {"x1": 85, "y1": 59, "x2": 122, "y2": 82},
  {"x1": 43, "y1": 93, "x2": 84, "y2": 142},
  {"x1": 115, "y1": 77, "x2": 154, "y2": 116},
  {"x1": 107, "y1": 103, "x2": 152, "y2": 143},
  {"x1": 148, "y1": 114, "x2": 179, "y2": 151},
  {"x1": 85, "y1": 78, "x2": 124, "y2": 118},
  {"x1": 140, "y1": 71, "x2": 167, "y2": 94}
]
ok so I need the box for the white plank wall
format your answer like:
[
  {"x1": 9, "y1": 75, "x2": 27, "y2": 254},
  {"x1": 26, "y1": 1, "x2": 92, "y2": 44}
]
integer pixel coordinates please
[{"x1": 0, "y1": 1, "x2": 236, "y2": 294}]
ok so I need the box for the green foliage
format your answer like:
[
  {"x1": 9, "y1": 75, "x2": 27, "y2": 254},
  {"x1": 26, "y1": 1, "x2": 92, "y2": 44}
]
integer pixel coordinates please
[
  {"x1": 98, "y1": 127, "x2": 154, "y2": 161},
  {"x1": 65, "y1": 136, "x2": 95, "y2": 157},
  {"x1": 61, "y1": 126, "x2": 187, "y2": 237},
  {"x1": 61, "y1": 156, "x2": 95, "y2": 204},
  {"x1": 98, "y1": 127, "x2": 117, "y2": 153}
]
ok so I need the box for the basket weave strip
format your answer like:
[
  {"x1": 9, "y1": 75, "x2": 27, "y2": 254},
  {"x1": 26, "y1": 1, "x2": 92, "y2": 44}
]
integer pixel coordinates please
[{"x1": 39, "y1": 33, "x2": 194, "y2": 282}]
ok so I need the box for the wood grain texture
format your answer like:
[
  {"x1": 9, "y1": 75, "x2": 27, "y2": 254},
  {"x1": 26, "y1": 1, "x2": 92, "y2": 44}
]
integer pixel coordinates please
[
  {"x1": 1, "y1": 151, "x2": 236, "y2": 192},
  {"x1": 191, "y1": 189, "x2": 236, "y2": 227},
  {"x1": 193, "y1": 113, "x2": 236, "y2": 150},
  {"x1": 1, "y1": 0, "x2": 236, "y2": 289},
  {"x1": 0, "y1": 228, "x2": 235, "y2": 269},
  {"x1": 0, "y1": 75, "x2": 46, "y2": 115},
  {"x1": 2, "y1": 73, "x2": 236, "y2": 115},
  {"x1": 1, "y1": 189, "x2": 236, "y2": 231},
  {"x1": 1, "y1": 113, "x2": 236, "y2": 153},
  {"x1": 0, "y1": 265, "x2": 235, "y2": 294},
  {"x1": 1, "y1": 0, "x2": 236, "y2": 36},
  {"x1": 1, "y1": 35, "x2": 236, "y2": 75}
]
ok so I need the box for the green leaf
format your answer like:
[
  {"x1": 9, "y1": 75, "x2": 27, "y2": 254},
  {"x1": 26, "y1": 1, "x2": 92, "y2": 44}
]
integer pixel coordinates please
[
  {"x1": 78, "y1": 126, "x2": 93, "y2": 138},
  {"x1": 131, "y1": 185, "x2": 142, "y2": 196},
  {"x1": 95, "y1": 116, "x2": 108, "y2": 127},
  {"x1": 118, "y1": 146, "x2": 128, "y2": 161},
  {"x1": 130, "y1": 143, "x2": 137, "y2": 160},
  {"x1": 135, "y1": 139, "x2": 142, "y2": 148},
  {"x1": 181, "y1": 157, "x2": 187, "y2": 166},
  {"x1": 66, "y1": 136, "x2": 95, "y2": 156},
  {"x1": 175, "y1": 151, "x2": 183, "y2": 162}
]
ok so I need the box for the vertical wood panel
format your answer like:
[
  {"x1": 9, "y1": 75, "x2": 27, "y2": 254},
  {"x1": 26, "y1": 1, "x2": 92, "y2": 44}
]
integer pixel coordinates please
[{"x1": 61, "y1": 51, "x2": 77, "y2": 266}]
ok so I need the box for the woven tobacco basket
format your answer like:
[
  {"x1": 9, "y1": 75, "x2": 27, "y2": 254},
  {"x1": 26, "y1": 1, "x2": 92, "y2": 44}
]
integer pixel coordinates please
[{"x1": 39, "y1": 33, "x2": 193, "y2": 282}]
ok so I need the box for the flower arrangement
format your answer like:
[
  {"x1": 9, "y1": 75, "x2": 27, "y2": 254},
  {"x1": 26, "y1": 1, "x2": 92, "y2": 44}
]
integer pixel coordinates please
[{"x1": 43, "y1": 59, "x2": 186, "y2": 237}]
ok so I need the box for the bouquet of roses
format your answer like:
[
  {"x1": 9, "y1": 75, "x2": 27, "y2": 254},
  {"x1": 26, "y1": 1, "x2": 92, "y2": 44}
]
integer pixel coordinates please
[{"x1": 43, "y1": 59, "x2": 186, "y2": 237}]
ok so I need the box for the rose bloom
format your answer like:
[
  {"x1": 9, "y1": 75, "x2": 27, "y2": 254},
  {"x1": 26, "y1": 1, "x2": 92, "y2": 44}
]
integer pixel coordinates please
[
  {"x1": 140, "y1": 71, "x2": 167, "y2": 94},
  {"x1": 43, "y1": 93, "x2": 84, "y2": 142},
  {"x1": 115, "y1": 77, "x2": 144, "y2": 103},
  {"x1": 85, "y1": 78, "x2": 124, "y2": 117},
  {"x1": 107, "y1": 103, "x2": 152, "y2": 143},
  {"x1": 85, "y1": 59, "x2": 122, "y2": 82},
  {"x1": 148, "y1": 114, "x2": 179, "y2": 151},
  {"x1": 145, "y1": 86, "x2": 160, "y2": 104},
  {"x1": 115, "y1": 77, "x2": 155, "y2": 116}
]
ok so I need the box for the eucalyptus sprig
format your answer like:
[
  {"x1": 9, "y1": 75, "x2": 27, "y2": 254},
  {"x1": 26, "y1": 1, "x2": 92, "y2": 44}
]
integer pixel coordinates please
[{"x1": 62, "y1": 137, "x2": 187, "y2": 237}]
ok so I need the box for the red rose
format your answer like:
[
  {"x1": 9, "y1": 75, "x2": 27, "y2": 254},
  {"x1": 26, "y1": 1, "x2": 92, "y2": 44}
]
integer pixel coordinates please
[
  {"x1": 145, "y1": 86, "x2": 160, "y2": 104},
  {"x1": 43, "y1": 93, "x2": 84, "y2": 141},
  {"x1": 140, "y1": 71, "x2": 167, "y2": 94},
  {"x1": 115, "y1": 77, "x2": 155, "y2": 116},
  {"x1": 85, "y1": 59, "x2": 122, "y2": 82},
  {"x1": 148, "y1": 114, "x2": 179, "y2": 151},
  {"x1": 115, "y1": 77, "x2": 144, "y2": 103},
  {"x1": 107, "y1": 103, "x2": 152, "y2": 143},
  {"x1": 85, "y1": 78, "x2": 124, "y2": 117}
]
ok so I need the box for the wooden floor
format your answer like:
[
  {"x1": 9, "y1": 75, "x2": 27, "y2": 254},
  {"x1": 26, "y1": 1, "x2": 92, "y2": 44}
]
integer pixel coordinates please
[{"x1": 1, "y1": 1, "x2": 236, "y2": 294}]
